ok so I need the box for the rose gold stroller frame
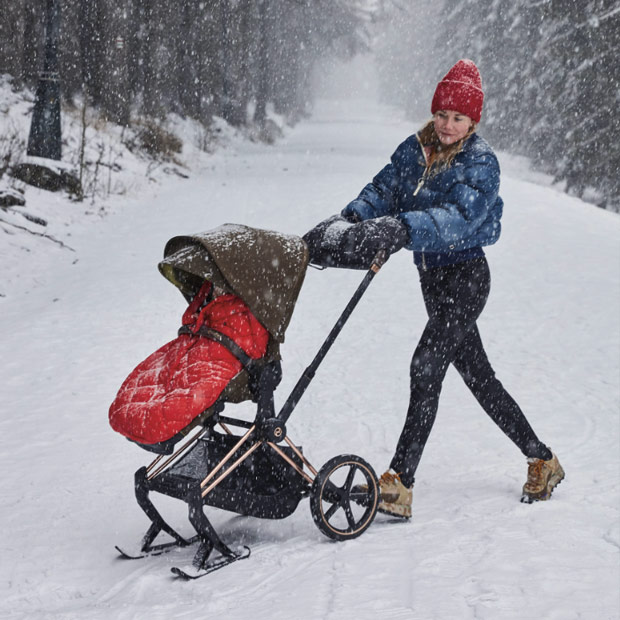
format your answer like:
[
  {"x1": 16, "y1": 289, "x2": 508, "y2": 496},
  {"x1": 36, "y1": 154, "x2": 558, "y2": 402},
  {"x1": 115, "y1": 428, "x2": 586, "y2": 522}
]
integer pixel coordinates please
[
  {"x1": 121, "y1": 251, "x2": 388, "y2": 576},
  {"x1": 132, "y1": 409, "x2": 319, "y2": 572},
  {"x1": 145, "y1": 418, "x2": 317, "y2": 491}
]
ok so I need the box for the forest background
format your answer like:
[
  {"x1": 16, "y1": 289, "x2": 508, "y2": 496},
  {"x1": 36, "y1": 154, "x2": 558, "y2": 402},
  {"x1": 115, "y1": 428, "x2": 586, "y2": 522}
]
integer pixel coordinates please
[{"x1": 1, "y1": 0, "x2": 618, "y2": 211}]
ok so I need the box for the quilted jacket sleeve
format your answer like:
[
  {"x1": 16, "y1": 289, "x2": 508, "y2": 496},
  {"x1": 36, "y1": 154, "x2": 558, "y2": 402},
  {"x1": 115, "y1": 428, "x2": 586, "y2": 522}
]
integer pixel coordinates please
[{"x1": 341, "y1": 136, "x2": 418, "y2": 222}]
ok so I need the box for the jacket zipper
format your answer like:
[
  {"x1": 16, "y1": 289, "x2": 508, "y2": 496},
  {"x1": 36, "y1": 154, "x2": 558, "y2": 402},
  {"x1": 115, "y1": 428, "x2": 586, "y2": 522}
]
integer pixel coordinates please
[
  {"x1": 416, "y1": 134, "x2": 429, "y2": 270},
  {"x1": 414, "y1": 134, "x2": 430, "y2": 197}
]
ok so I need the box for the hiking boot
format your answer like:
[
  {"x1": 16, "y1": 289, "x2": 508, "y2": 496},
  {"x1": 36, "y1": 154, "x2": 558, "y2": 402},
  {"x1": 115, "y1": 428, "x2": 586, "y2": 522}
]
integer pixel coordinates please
[
  {"x1": 521, "y1": 452, "x2": 565, "y2": 503},
  {"x1": 377, "y1": 470, "x2": 412, "y2": 518}
]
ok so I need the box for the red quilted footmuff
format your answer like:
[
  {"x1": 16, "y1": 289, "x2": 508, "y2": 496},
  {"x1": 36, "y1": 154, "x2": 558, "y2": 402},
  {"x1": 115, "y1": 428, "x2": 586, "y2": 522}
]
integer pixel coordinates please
[{"x1": 109, "y1": 282, "x2": 269, "y2": 445}]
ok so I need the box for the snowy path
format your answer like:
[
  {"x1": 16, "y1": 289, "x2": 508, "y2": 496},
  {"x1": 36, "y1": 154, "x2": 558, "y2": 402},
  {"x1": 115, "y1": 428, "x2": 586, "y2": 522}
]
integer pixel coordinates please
[{"x1": 1, "y1": 99, "x2": 619, "y2": 620}]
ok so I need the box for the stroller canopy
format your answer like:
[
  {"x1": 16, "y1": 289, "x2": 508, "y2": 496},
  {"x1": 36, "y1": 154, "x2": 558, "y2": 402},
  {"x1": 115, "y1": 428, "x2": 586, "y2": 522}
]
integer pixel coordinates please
[{"x1": 159, "y1": 224, "x2": 309, "y2": 342}]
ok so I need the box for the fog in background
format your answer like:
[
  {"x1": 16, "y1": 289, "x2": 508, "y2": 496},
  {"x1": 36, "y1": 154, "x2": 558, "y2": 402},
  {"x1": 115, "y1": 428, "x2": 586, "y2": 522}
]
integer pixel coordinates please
[
  {"x1": 313, "y1": 54, "x2": 379, "y2": 103},
  {"x1": 320, "y1": 0, "x2": 619, "y2": 211},
  {"x1": 313, "y1": 2, "x2": 443, "y2": 121},
  {"x1": 0, "y1": 0, "x2": 618, "y2": 210}
]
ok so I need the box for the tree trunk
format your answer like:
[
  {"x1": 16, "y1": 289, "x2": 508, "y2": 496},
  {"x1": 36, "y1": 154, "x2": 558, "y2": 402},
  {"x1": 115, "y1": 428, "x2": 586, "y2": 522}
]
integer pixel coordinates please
[{"x1": 100, "y1": 0, "x2": 131, "y2": 126}]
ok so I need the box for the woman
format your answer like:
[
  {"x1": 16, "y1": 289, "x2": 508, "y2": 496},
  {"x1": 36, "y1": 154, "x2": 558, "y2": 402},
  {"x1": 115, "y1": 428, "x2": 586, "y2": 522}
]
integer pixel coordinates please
[{"x1": 342, "y1": 59, "x2": 564, "y2": 517}]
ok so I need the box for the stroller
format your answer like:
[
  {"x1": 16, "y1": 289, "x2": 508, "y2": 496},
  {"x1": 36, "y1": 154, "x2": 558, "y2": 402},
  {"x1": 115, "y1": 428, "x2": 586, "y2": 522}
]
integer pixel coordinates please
[{"x1": 110, "y1": 221, "x2": 405, "y2": 578}]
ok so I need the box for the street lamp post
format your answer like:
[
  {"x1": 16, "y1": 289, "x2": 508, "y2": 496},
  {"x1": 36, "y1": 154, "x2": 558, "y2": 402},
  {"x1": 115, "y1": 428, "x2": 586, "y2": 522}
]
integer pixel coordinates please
[{"x1": 27, "y1": 0, "x2": 62, "y2": 160}]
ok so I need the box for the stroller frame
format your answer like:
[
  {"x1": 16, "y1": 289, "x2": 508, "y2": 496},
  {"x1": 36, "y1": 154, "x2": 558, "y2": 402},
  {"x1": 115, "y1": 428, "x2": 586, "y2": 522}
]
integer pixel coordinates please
[{"x1": 119, "y1": 250, "x2": 389, "y2": 577}]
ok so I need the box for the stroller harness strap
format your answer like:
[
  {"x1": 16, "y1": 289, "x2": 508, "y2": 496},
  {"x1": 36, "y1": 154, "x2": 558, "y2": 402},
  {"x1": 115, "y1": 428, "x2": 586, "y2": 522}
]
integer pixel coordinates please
[{"x1": 178, "y1": 325, "x2": 255, "y2": 371}]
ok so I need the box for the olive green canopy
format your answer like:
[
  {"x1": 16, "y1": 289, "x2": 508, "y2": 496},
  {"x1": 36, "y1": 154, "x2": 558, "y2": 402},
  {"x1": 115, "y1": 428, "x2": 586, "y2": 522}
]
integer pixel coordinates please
[{"x1": 158, "y1": 224, "x2": 309, "y2": 343}]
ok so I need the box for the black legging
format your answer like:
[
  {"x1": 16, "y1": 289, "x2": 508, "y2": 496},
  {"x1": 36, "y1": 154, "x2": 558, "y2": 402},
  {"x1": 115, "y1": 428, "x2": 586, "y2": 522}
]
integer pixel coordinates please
[{"x1": 391, "y1": 257, "x2": 552, "y2": 487}]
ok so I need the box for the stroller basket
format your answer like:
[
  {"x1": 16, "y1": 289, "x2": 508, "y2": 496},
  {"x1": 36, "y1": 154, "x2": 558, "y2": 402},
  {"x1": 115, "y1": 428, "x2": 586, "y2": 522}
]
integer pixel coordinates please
[{"x1": 150, "y1": 428, "x2": 306, "y2": 519}]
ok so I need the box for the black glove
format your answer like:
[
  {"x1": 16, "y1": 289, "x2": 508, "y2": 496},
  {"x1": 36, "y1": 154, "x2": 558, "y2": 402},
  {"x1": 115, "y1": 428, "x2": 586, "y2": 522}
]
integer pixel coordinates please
[{"x1": 303, "y1": 215, "x2": 407, "y2": 269}]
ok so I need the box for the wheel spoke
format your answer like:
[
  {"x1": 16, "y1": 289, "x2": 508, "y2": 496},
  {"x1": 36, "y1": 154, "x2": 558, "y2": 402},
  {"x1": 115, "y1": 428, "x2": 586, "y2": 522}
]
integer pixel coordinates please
[
  {"x1": 322, "y1": 480, "x2": 341, "y2": 504},
  {"x1": 343, "y1": 465, "x2": 357, "y2": 494},
  {"x1": 349, "y1": 491, "x2": 371, "y2": 506},
  {"x1": 324, "y1": 501, "x2": 340, "y2": 521},
  {"x1": 343, "y1": 500, "x2": 356, "y2": 530}
]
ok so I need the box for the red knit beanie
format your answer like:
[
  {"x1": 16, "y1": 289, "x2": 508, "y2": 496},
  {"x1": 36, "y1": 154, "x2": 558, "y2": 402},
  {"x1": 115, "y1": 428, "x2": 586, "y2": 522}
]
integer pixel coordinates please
[{"x1": 431, "y1": 59, "x2": 484, "y2": 123}]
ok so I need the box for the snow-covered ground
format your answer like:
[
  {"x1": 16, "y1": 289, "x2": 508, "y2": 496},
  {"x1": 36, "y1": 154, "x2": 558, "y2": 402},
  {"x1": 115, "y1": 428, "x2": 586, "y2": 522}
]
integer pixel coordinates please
[{"x1": 1, "y1": 96, "x2": 619, "y2": 620}]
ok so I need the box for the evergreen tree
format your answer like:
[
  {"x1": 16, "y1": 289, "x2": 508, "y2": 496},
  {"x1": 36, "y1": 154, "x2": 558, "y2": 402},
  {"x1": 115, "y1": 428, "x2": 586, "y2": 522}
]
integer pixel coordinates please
[
  {"x1": 0, "y1": 0, "x2": 376, "y2": 135},
  {"x1": 412, "y1": 0, "x2": 620, "y2": 211}
]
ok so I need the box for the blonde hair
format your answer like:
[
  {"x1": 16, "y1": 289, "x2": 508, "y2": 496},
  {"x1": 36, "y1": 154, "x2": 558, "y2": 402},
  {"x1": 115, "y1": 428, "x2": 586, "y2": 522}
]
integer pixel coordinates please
[{"x1": 418, "y1": 119, "x2": 476, "y2": 176}]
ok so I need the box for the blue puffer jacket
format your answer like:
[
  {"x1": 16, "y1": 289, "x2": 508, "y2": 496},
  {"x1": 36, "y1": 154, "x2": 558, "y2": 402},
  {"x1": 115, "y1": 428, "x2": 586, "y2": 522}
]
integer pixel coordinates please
[{"x1": 342, "y1": 133, "x2": 503, "y2": 266}]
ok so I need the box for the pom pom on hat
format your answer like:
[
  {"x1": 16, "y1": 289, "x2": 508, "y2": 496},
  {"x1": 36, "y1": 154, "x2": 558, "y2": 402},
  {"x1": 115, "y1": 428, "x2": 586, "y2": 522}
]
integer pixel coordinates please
[{"x1": 431, "y1": 59, "x2": 484, "y2": 123}]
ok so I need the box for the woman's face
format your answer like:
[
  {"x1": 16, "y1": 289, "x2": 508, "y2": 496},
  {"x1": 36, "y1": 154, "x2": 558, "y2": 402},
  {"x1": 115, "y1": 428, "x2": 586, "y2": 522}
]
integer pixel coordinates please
[{"x1": 433, "y1": 110, "x2": 473, "y2": 145}]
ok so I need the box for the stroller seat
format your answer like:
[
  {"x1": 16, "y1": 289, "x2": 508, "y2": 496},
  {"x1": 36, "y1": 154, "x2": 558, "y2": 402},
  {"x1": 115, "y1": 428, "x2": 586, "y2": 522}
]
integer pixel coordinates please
[{"x1": 109, "y1": 224, "x2": 306, "y2": 453}]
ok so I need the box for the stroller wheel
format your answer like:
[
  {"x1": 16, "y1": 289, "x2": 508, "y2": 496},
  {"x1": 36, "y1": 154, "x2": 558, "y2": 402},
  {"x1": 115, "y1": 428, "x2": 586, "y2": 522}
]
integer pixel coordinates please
[{"x1": 310, "y1": 454, "x2": 379, "y2": 541}]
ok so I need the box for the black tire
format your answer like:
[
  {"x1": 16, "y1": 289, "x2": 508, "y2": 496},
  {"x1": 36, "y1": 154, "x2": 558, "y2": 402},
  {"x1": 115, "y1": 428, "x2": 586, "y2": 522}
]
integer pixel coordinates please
[{"x1": 310, "y1": 454, "x2": 379, "y2": 541}]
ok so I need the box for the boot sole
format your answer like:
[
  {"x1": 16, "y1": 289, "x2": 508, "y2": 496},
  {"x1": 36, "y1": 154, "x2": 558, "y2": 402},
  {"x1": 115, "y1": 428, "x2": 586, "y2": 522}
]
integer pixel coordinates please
[
  {"x1": 521, "y1": 470, "x2": 565, "y2": 503},
  {"x1": 378, "y1": 501, "x2": 412, "y2": 519}
]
